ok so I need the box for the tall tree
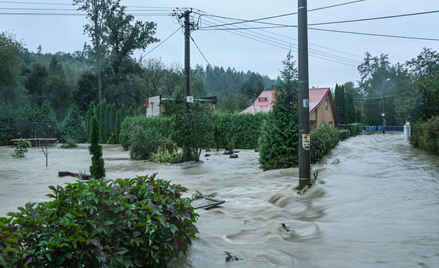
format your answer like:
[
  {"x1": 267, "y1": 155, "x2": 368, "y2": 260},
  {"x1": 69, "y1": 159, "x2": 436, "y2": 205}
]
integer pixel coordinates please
[
  {"x1": 74, "y1": 70, "x2": 98, "y2": 115},
  {"x1": 344, "y1": 91, "x2": 355, "y2": 124},
  {"x1": 74, "y1": 0, "x2": 111, "y2": 103},
  {"x1": 141, "y1": 57, "x2": 165, "y2": 97},
  {"x1": 259, "y1": 50, "x2": 299, "y2": 169},
  {"x1": 0, "y1": 32, "x2": 25, "y2": 111},
  {"x1": 334, "y1": 84, "x2": 345, "y2": 124},
  {"x1": 104, "y1": 1, "x2": 158, "y2": 83}
]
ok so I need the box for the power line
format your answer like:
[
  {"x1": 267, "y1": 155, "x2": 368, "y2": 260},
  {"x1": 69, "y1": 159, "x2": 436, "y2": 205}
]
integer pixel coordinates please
[
  {"x1": 190, "y1": 36, "x2": 235, "y2": 92},
  {"x1": 309, "y1": 27, "x2": 439, "y2": 41},
  {"x1": 201, "y1": 0, "x2": 368, "y2": 29},
  {"x1": 309, "y1": 9, "x2": 439, "y2": 26},
  {"x1": 143, "y1": 26, "x2": 182, "y2": 57},
  {"x1": 201, "y1": 17, "x2": 360, "y2": 66}
]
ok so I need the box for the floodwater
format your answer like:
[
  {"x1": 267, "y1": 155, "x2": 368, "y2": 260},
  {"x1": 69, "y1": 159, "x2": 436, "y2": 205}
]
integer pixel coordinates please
[{"x1": 0, "y1": 133, "x2": 438, "y2": 267}]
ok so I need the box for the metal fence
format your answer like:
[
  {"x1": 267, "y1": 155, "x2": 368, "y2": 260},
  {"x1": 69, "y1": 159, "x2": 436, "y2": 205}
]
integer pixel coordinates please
[{"x1": 358, "y1": 126, "x2": 404, "y2": 132}]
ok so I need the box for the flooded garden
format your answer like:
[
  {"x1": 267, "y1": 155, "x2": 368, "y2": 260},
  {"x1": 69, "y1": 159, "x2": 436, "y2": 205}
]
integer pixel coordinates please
[{"x1": 1, "y1": 132, "x2": 438, "y2": 267}]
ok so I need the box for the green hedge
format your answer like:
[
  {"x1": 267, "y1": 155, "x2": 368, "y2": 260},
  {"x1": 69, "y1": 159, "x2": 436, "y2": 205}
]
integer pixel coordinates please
[
  {"x1": 410, "y1": 116, "x2": 439, "y2": 155},
  {"x1": 339, "y1": 129, "x2": 351, "y2": 141},
  {"x1": 347, "y1": 123, "x2": 361, "y2": 136},
  {"x1": 0, "y1": 175, "x2": 198, "y2": 268},
  {"x1": 310, "y1": 123, "x2": 340, "y2": 164},
  {"x1": 120, "y1": 113, "x2": 268, "y2": 151},
  {"x1": 120, "y1": 116, "x2": 173, "y2": 150},
  {"x1": 215, "y1": 112, "x2": 269, "y2": 150}
]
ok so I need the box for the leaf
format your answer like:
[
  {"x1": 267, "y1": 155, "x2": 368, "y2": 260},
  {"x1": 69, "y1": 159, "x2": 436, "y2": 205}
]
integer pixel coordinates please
[{"x1": 116, "y1": 247, "x2": 129, "y2": 255}]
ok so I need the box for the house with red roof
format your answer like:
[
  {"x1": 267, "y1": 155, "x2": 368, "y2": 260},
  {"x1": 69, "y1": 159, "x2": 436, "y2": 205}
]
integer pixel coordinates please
[{"x1": 240, "y1": 88, "x2": 338, "y2": 129}]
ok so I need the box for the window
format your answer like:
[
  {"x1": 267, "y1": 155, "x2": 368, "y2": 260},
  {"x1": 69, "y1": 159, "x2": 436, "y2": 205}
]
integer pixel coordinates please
[
  {"x1": 329, "y1": 121, "x2": 332, "y2": 127},
  {"x1": 325, "y1": 100, "x2": 328, "y2": 110},
  {"x1": 258, "y1": 97, "x2": 268, "y2": 101}
]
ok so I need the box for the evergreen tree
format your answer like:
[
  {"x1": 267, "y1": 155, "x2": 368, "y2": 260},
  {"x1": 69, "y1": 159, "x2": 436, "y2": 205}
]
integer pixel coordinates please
[
  {"x1": 110, "y1": 104, "x2": 116, "y2": 137},
  {"x1": 258, "y1": 51, "x2": 299, "y2": 169},
  {"x1": 89, "y1": 115, "x2": 105, "y2": 179},
  {"x1": 334, "y1": 84, "x2": 346, "y2": 124},
  {"x1": 85, "y1": 101, "x2": 95, "y2": 142},
  {"x1": 344, "y1": 92, "x2": 356, "y2": 124},
  {"x1": 61, "y1": 104, "x2": 85, "y2": 142},
  {"x1": 98, "y1": 99, "x2": 107, "y2": 143},
  {"x1": 105, "y1": 103, "x2": 111, "y2": 141}
]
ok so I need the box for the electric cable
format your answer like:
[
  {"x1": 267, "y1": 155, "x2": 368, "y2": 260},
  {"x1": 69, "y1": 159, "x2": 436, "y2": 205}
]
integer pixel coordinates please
[
  {"x1": 143, "y1": 26, "x2": 183, "y2": 57},
  {"x1": 190, "y1": 36, "x2": 236, "y2": 92}
]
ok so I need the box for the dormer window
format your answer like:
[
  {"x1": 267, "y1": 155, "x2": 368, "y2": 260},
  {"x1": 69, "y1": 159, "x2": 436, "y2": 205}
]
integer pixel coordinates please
[{"x1": 258, "y1": 97, "x2": 268, "y2": 101}]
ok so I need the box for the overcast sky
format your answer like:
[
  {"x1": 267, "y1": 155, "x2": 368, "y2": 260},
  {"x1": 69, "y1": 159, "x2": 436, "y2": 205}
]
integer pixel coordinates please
[{"x1": 1, "y1": 0, "x2": 438, "y2": 89}]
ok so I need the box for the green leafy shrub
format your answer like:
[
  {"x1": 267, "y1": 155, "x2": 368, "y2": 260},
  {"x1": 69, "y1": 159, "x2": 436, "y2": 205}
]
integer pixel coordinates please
[
  {"x1": 339, "y1": 129, "x2": 351, "y2": 141},
  {"x1": 13, "y1": 138, "x2": 32, "y2": 157},
  {"x1": 120, "y1": 117, "x2": 173, "y2": 150},
  {"x1": 0, "y1": 174, "x2": 198, "y2": 268},
  {"x1": 153, "y1": 149, "x2": 182, "y2": 163},
  {"x1": 129, "y1": 125, "x2": 162, "y2": 160},
  {"x1": 173, "y1": 103, "x2": 215, "y2": 162},
  {"x1": 60, "y1": 137, "x2": 77, "y2": 149},
  {"x1": 106, "y1": 132, "x2": 115, "y2": 144},
  {"x1": 347, "y1": 123, "x2": 361, "y2": 136},
  {"x1": 411, "y1": 116, "x2": 439, "y2": 155},
  {"x1": 310, "y1": 123, "x2": 340, "y2": 163}
]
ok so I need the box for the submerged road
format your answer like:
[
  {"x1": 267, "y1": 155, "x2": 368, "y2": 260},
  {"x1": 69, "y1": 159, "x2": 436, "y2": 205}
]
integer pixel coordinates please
[{"x1": 307, "y1": 133, "x2": 439, "y2": 267}]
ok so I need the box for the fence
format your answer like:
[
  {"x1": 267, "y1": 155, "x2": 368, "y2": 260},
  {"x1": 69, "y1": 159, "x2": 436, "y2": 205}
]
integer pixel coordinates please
[{"x1": 358, "y1": 126, "x2": 404, "y2": 132}]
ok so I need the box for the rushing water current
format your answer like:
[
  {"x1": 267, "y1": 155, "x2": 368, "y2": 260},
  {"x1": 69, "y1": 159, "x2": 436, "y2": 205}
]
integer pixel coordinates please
[{"x1": 0, "y1": 133, "x2": 438, "y2": 267}]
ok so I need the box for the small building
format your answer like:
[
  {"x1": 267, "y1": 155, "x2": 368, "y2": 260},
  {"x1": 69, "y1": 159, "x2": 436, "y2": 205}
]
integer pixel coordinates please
[
  {"x1": 145, "y1": 95, "x2": 218, "y2": 117},
  {"x1": 309, "y1": 87, "x2": 338, "y2": 129},
  {"x1": 240, "y1": 88, "x2": 338, "y2": 129}
]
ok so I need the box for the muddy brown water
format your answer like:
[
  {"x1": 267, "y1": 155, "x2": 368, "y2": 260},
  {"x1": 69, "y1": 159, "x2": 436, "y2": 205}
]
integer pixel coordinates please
[{"x1": 0, "y1": 133, "x2": 438, "y2": 267}]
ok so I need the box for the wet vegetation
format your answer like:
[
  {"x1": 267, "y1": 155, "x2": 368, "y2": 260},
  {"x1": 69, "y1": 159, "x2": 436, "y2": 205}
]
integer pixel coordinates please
[
  {"x1": 0, "y1": 175, "x2": 198, "y2": 268},
  {"x1": 411, "y1": 116, "x2": 439, "y2": 155}
]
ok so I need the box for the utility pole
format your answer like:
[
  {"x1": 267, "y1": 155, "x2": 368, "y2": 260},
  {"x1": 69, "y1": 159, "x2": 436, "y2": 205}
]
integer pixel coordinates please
[
  {"x1": 382, "y1": 78, "x2": 390, "y2": 134},
  {"x1": 172, "y1": 8, "x2": 201, "y2": 161},
  {"x1": 183, "y1": 10, "x2": 191, "y2": 161},
  {"x1": 298, "y1": 0, "x2": 310, "y2": 190}
]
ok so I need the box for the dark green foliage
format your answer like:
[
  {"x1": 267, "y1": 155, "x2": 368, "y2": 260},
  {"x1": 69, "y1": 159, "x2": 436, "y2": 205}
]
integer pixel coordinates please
[
  {"x1": 61, "y1": 104, "x2": 85, "y2": 143},
  {"x1": 85, "y1": 101, "x2": 95, "y2": 142},
  {"x1": 89, "y1": 116, "x2": 105, "y2": 179},
  {"x1": 215, "y1": 112, "x2": 268, "y2": 150},
  {"x1": 310, "y1": 123, "x2": 340, "y2": 164},
  {"x1": 74, "y1": 70, "x2": 98, "y2": 115},
  {"x1": 410, "y1": 116, "x2": 439, "y2": 155},
  {"x1": 344, "y1": 91, "x2": 355, "y2": 124},
  {"x1": 339, "y1": 129, "x2": 351, "y2": 141},
  {"x1": 173, "y1": 103, "x2": 215, "y2": 162},
  {"x1": 0, "y1": 111, "x2": 13, "y2": 145},
  {"x1": 98, "y1": 100, "x2": 107, "y2": 143},
  {"x1": 0, "y1": 174, "x2": 198, "y2": 267},
  {"x1": 258, "y1": 51, "x2": 299, "y2": 170},
  {"x1": 334, "y1": 84, "x2": 345, "y2": 124},
  {"x1": 347, "y1": 123, "x2": 361, "y2": 136},
  {"x1": 110, "y1": 104, "x2": 116, "y2": 139},
  {"x1": 105, "y1": 103, "x2": 112, "y2": 141},
  {"x1": 13, "y1": 138, "x2": 32, "y2": 157},
  {"x1": 120, "y1": 116, "x2": 173, "y2": 150},
  {"x1": 128, "y1": 125, "x2": 162, "y2": 160}
]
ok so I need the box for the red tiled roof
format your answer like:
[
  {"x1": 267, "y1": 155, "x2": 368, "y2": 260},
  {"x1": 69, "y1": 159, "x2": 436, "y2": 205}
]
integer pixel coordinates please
[
  {"x1": 309, "y1": 87, "x2": 330, "y2": 113},
  {"x1": 241, "y1": 88, "x2": 331, "y2": 114},
  {"x1": 240, "y1": 90, "x2": 274, "y2": 114}
]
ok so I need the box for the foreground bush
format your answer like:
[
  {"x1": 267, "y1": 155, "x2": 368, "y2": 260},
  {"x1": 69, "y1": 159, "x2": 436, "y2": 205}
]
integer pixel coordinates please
[
  {"x1": 411, "y1": 116, "x2": 439, "y2": 155},
  {"x1": 0, "y1": 175, "x2": 198, "y2": 268},
  {"x1": 310, "y1": 123, "x2": 340, "y2": 163}
]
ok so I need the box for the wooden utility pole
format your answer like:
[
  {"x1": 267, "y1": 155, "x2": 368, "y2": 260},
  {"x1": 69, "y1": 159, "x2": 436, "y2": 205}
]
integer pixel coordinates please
[
  {"x1": 183, "y1": 10, "x2": 192, "y2": 161},
  {"x1": 298, "y1": 0, "x2": 311, "y2": 189}
]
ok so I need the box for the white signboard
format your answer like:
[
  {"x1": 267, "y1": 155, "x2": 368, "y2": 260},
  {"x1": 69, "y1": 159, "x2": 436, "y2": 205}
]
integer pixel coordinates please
[{"x1": 187, "y1": 96, "x2": 194, "y2": 103}]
